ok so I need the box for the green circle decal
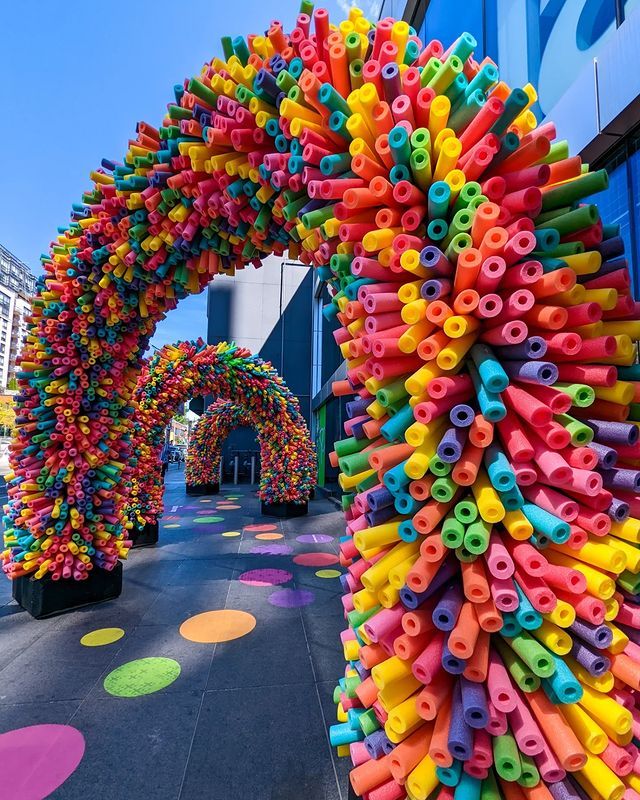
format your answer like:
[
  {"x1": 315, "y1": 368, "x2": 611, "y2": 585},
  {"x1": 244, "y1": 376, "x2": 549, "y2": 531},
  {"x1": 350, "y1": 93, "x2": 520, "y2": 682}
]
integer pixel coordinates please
[
  {"x1": 103, "y1": 657, "x2": 181, "y2": 697},
  {"x1": 193, "y1": 516, "x2": 224, "y2": 523}
]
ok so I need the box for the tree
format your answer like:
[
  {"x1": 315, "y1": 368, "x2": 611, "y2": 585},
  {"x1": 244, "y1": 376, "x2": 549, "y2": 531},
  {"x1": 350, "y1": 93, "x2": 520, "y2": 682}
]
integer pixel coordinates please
[{"x1": 0, "y1": 399, "x2": 16, "y2": 436}]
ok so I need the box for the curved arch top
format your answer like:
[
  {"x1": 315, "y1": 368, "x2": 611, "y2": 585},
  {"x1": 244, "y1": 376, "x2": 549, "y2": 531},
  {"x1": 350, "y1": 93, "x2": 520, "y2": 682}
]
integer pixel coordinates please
[
  {"x1": 4, "y1": 4, "x2": 640, "y2": 797},
  {"x1": 185, "y1": 400, "x2": 253, "y2": 488},
  {"x1": 128, "y1": 340, "x2": 315, "y2": 525}
]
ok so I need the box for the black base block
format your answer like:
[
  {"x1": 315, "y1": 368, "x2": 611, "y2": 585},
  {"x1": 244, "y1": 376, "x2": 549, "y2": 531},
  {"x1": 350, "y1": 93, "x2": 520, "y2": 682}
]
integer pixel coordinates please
[
  {"x1": 347, "y1": 783, "x2": 359, "y2": 800},
  {"x1": 130, "y1": 521, "x2": 159, "y2": 548},
  {"x1": 12, "y1": 562, "x2": 123, "y2": 619},
  {"x1": 186, "y1": 482, "x2": 220, "y2": 496},
  {"x1": 261, "y1": 500, "x2": 308, "y2": 518}
]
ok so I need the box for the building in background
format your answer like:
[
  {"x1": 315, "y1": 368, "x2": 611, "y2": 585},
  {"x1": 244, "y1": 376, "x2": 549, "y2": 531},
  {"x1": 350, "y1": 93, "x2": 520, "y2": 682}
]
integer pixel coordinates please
[
  {"x1": 205, "y1": 255, "x2": 314, "y2": 483},
  {"x1": 0, "y1": 243, "x2": 37, "y2": 390}
]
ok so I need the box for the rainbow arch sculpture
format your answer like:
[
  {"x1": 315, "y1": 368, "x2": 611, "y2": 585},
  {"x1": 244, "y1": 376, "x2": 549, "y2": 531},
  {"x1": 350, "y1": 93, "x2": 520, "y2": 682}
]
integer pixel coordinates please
[
  {"x1": 184, "y1": 400, "x2": 253, "y2": 490},
  {"x1": 128, "y1": 340, "x2": 315, "y2": 527},
  {"x1": 2, "y1": 2, "x2": 640, "y2": 797}
]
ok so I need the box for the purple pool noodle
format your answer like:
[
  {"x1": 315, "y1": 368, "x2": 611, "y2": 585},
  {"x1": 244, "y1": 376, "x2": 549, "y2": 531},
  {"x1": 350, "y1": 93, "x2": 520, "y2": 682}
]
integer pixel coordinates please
[
  {"x1": 448, "y1": 683, "x2": 474, "y2": 760},
  {"x1": 364, "y1": 730, "x2": 388, "y2": 759},
  {"x1": 570, "y1": 640, "x2": 610, "y2": 677},
  {"x1": 601, "y1": 467, "x2": 640, "y2": 493},
  {"x1": 437, "y1": 425, "x2": 466, "y2": 462},
  {"x1": 588, "y1": 442, "x2": 617, "y2": 469},
  {"x1": 432, "y1": 584, "x2": 464, "y2": 631},
  {"x1": 586, "y1": 419, "x2": 639, "y2": 446},
  {"x1": 494, "y1": 336, "x2": 547, "y2": 360},
  {"x1": 569, "y1": 618, "x2": 613, "y2": 650},
  {"x1": 578, "y1": 257, "x2": 627, "y2": 282},
  {"x1": 366, "y1": 504, "x2": 397, "y2": 527},
  {"x1": 502, "y1": 360, "x2": 558, "y2": 385},
  {"x1": 420, "y1": 278, "x2": 450, "y2": 301},
  {"x1": 548, "y1": 779, "x2": 583, "y2": 800},
  {"x1": 381, "y1": 61, "x2": 402, "y2": 105},
  {"x1": 420, "y1": 245, "x2": 450, "y2": 274},
  {"x1": 381, "y1": 735, "x2": 396, "y2": 756},
  {"x1": 460, "y1": 676, "x2": 489, "y2": 729},
  {"x1": 595, "y1": 236, "x2": 625, "y2": 261},
  {"x1": 609, "y1": 497, "x2": 629, "y2": 522},
  {"x1": 340, "y1": 574, "x2": 350, "y2": 592},
  {"x1": 400, "y1": 557, "x2": 458, "y2": 610},
  {"x1": 450, "y1": 404, "x2": 475, "y2": 427},
  {"x1": 567, "y1": 776, "x2": 593, "y2": 800},
  {"x1": 355, "y1": 662, "x2": 370, "y2": 681},
  {"x1": 442, "y1": 640, "x2": 466, "y2": 674},
  {"x1": 367, "y1": 486, "x2": 395, "y2": 511},
  {"x1": 352, "y1": 420, "x2": 367, "y2": 439},
  {"x1": 346, "y1": 397, "x2": 370, "y2": 418}
]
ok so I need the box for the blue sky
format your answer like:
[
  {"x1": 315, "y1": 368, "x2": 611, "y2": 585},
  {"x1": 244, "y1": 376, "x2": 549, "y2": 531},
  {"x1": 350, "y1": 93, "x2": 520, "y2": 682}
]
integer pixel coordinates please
[{"x1": 0, "y1": 0, "x2": 366, "y2": 349}]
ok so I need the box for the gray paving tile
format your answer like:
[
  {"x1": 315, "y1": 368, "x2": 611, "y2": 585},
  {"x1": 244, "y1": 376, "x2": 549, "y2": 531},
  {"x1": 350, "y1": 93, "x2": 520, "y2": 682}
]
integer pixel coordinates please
[
  {"x1": 0, "y1": 699, "x2": 79, "y2": 732},
  {"x1": 57, "y1": 691, "x2": 202, "y2": 800},
  {"x1": 180, "y1": 684, "x2": 342, "y2": 800},
  {"x1": 139, "y1": 581, "x2": 233, "y2": 627},
  {"x1": 207, "y1": 606, "x2": 314, "y2": 690}
]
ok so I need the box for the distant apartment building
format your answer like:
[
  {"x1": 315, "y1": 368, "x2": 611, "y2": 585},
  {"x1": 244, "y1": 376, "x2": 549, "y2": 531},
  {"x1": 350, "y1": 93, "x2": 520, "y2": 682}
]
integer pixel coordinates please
[{"x1": 0, "y1": 244, "x2": 37, "y2": 389}]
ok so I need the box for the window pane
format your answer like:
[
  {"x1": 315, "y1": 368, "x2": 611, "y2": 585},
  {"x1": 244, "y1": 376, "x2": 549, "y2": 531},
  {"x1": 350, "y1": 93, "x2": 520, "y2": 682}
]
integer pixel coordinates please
[
  {"x1": 586, "y1": 153, "x2": 634, "y2": 293},
  {"x1": 628, "y1": 131, "x2": 640, "y2": 298}
]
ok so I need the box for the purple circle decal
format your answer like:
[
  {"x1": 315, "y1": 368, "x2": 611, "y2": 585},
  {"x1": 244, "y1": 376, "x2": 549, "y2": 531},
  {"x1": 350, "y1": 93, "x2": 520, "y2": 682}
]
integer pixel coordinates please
[
  {"x1": 0, "y1": 724, "x2": 85, "y2": 799},
  {"x1": 269, "y1": 588, "x2": 315, "y2": 608},
  {"x1": 296, "y1": 534, "x2": 334, "y2": 544},
  {"x1": 239, "y1": 568, "x2": 292, "y2": 587},
  {"x1": 249, "y1": 543, "x2": 294, "y2": 556}
]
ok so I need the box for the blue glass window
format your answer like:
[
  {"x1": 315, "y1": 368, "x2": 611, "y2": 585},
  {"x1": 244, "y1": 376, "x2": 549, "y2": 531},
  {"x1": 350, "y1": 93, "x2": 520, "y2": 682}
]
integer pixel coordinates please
[{"x1": 418, "y1": 0, "x2": 486, "y2": 58}]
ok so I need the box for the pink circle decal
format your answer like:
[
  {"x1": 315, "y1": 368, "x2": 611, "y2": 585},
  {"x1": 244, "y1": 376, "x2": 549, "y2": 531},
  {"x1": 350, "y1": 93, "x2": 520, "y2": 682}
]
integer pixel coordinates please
[
  {"x1": 0, "y1": 724, "x2": 85, "y2": 799},
  {"x1": 296, "y1": 534, "x2": 334, "y2": 544},
  {"x1": 293, "y1": 552, "x2": 340, "y2": 567},
  {"x1": 244, "y1": 523, "x2": 278, "y2": 532},
  {"x1": 269, "y1": 588, "x2": 315, "y2": 608},
  {"x1": 239, "y1": 568, "x2": 293, "y2": 587}
]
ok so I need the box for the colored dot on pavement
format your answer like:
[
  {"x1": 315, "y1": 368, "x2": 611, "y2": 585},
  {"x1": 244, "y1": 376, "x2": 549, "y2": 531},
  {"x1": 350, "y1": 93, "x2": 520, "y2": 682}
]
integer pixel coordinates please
[
  {"x1": 293, "y1": 553, "x2": 340, "y2": 567},
  {"x1": 0, "y1": 724, "x2": 85, "y2": 799},
  {"x1": 217, "y1": 504, "x2": 241, "y2": 510},
  {"x1": 222, "y1": 531, "x2": 241, "y2": 537},
  {"x1": 316, "y1": 569, "x2": 342, "y2": 579},
  {"x1": 103, "y1": 657, "x2": 181, "y2": 697},
  {"x1": 255, "y1": 532, "x2": 283, "y2": 540},
  {"x1": 193, "y1": 516, "x2": 225, "y2": 523},
  {"x1": 179, "y1": 610, "x2": 256, "y2": 643},
  {"x1": 81, "y1": 627, "x2": 125, "y2": 647},
  {"x1": 239, "y1": 568, "x2": 293, "y2": 587},
  {"x1": 249, "y1": 543, "x2": 293, "y2": 556},
  {"x1": 297, "y1": 534, "x2": 334, "y2": 544},
  {"x1": 244, "y1": 523, "x2": 277, "y2": 532},
  {"x1": 164, "y1": 524, "x2": 180, "y2": 529},
  {"x1": 269, "y1": 588, "x2": 315, "y2": 608},
  {"x1": 199, "y1": 499, "x2": 212, "y2": 503}
]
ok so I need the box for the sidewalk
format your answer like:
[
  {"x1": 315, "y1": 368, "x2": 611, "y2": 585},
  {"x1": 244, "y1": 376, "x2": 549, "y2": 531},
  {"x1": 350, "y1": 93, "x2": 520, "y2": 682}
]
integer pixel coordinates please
[{"x1": 0, "y1": 469, "x2": 350, "y2": 799}]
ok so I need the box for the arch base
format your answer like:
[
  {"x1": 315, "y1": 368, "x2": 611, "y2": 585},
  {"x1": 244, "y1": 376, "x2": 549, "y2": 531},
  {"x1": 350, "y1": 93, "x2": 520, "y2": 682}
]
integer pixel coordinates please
[
  {"x1": 261, "y1": 501, "x2": 308, "y2": 519},
  {"x1": 130, "y1": 522, "x2": 159, "y2": 549},
  {"x1": 12, "y1": 562, "x2": 123, "y2": 619},
  {"x1": 185, "y1": 483, "x2": 220, "y2": 496}
]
